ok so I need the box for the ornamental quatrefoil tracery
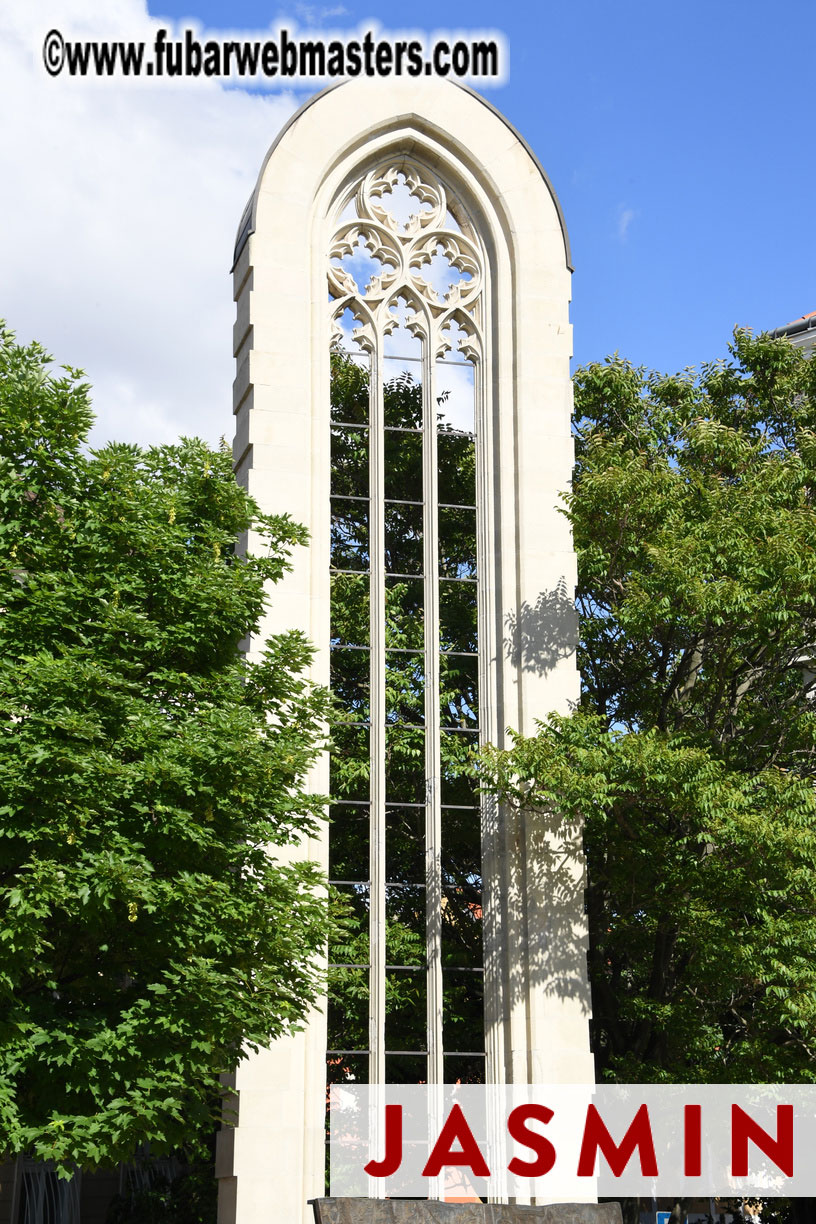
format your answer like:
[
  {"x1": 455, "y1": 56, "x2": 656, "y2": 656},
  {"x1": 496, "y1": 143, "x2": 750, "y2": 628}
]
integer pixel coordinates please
[{"x1": 329, "y1": 161, "x2": 483, "y2": 355}]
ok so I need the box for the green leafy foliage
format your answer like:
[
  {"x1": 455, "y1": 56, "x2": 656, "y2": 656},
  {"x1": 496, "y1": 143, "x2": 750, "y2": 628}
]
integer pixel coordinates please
[
  {"x1": 482, "y1": 329, "x2": 816, "y2": 1083},
  {"x1": 0, "y1": 325, "x2": 331, "y2": 1171}
]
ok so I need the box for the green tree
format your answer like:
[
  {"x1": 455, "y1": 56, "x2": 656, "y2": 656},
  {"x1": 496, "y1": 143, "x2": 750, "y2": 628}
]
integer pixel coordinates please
[
  {"x1": 0, "y1": 325, "x2": 331, "y2": 1172},
  {"x1": 482, "y1": 329, "x2": 816, "y2": 1084}
]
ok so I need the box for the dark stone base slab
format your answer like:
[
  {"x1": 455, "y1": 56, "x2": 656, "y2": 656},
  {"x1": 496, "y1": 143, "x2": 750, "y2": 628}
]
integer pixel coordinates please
[{"x1": 312, "y1": 1200, "x2": 622, "y2": 1224}]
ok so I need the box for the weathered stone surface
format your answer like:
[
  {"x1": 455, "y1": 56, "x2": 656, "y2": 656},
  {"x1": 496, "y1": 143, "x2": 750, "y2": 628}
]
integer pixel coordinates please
[{"x1": 311, "y1": 1200, "x2": 622, "y2": 1224}]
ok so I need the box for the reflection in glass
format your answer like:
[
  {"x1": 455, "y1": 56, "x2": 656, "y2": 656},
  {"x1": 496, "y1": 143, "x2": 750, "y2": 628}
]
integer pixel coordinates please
[
  {"x1": 441, "y1": 886, "x2": 482, "y2": 969},
  {"x1": 443, "y1": 1054, "x2": 485, "y2": 1086},
  {"x1": 385, "y1": 1054, "x2": 428, "y2": 1084},
  {"x1": 440, "y1": 730, "x2": 479, "y2": 807},
  {"x1": 438, "y1": 431, "x2": 475, "y2": 506},
  {"x1": 440, "y1": 655, "x2": 479, "y2": 728},
  {"x1": 329, "y1": 883, "x2": 370, "y2": 963},
  {"x1": 385, "y1": 724, "x2": 425, "y2": 804},
  {"x1": 330, "y1": 723, "x2": 370, "y2": 802},
  {"x1": 326, "y1": 1053, "x2": 368, "y2": 1084},
  {"x1": 385, "y1": 652, "x2": 424, "y2": 725},
  {"x1": 385, "y1": 969, "x2": 426, "y2": 1051}
]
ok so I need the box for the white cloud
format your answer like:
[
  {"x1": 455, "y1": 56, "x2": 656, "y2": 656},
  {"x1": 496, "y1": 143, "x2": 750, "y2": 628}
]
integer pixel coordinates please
[
  {"x1": 616, "y1": 204, "x2": 636, "y2": 243},
  {"x1": 0, "y1": 0, "x2": 299, "y2": 449}
]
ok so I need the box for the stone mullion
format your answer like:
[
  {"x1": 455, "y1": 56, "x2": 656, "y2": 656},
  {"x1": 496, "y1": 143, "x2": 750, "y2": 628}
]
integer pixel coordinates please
[
  {"x1": 368, "y1": 326, "x2": 386, "y2": 1090},
  {"x1": 424, "y1": 324, "x2": 443, "y2": 1089}
]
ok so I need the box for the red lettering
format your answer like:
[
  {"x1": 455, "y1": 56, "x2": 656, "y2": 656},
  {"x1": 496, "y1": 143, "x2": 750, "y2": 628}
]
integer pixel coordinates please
[
  {"x1": 684, "y1": 1104, "x2": 701, "y2": 1177},
  {"x1": 422, "y1": 1103, "x2": 491, "y2": 1178},
  {"x1": 577, "y1": 1104, "x2": 658, "y2": 1177},
  {"x1": 364, "y1": 1104, "x2": 403, "y2": 1177},
  {"x1": 731, "y1": 1104, "x2": 793, "y2": 1178},
  {"x1": 507, "y1": 1104, "x2": 557, "y2": 1177}
]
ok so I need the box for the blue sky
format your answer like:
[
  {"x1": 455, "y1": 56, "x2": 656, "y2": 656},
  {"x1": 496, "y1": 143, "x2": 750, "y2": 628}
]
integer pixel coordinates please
[{"x1": 2, "y1": 0, "x2": 812, "y2": 447}]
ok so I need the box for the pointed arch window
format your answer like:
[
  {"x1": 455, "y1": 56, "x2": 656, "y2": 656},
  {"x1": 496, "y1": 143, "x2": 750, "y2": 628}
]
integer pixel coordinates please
[{"x1": 325, "y1": 163, "x2": 486, "y2": 1090}]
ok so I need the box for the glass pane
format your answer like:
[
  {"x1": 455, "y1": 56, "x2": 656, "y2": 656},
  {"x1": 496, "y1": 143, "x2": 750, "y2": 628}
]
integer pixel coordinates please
[
  {"x1": 385, "y1": 1053, "x2": 427, "y2": 1084},
  {"x1": 329, "y1": 803, "x2": 369, "y2": 883},
  {"x1": 386, "y1": 968, "x2": 426, "y2": 1051},
  {"x1": 440, "y1": 655, "x2": 479, "y2": 728},
  {"x1": 439, "y1": 506, "x2": 476, "y2": 579},
  {"x1": 331, "y1": 573, "x2": 369, "y2": 647},
  {"x1": 386, "y1": 805, "x2": 424, "y2": 884},
  {"x1": 385, "y1": 652, "x2": 424, "y2": 725},
  {"x1": 330, "y1": 648, "x2": 369, "y2": 723},
  {"x1": 440, "y1": 580, "x2": 477, "y2": 653},
  {"x1": 441, "y1": 885, "x2": 482, "y2": 969},
  {"x1": 330, "y1": 346, "x2": 369, "y2": 425},
  {"x1": 385, "y1": 724, "x2": 425, "y2": 804},
  {"x1": 440, "y1": 730, "x2": 479, "y2": 806},
  {"x1": 438, "y1": 431, "x2": 475, "y2": 506},
  {"x1": 386, "y1": 885, "x2": 426, "y2": 961},
  {"x1": 385, "y1": 576, "x2": 424, "y2": 650},
  {"x1": 327, "y1": 1053, "x2": 368, "y2": 1083},
  {"x1": 330, "y1": 722, "x2": 369, "y2": 802},
  {"x1": 331, "y1": 499, "x2": 369, "y2": 570},
  {"x1": 436, "y1": 357, "x2": 475, "y2": 434},
  {"x1": 329, "y1": 883, "x2": 369, "y2": 964},
  {"x1": 327, "y1": 965, "x2": 368, "y2": 1054},
  {"x1": 384, "y1": 430, "x2": 422, "y2": 501},
  {"x1": 331, "y1": 425, "x2": 368, "y2": 496},
  {"x1": 441, "y1": 806, "x2": 481, "y2": 890},
  {"x1": 385, "y1": 501, "x2": 423, "y2": 575},
  {"x1": 443, "y1": 969, "x2": 484, "y2": 1053},
  {"x1": 444, "y1": 1054, "x2": 485, "y2": 1085}
]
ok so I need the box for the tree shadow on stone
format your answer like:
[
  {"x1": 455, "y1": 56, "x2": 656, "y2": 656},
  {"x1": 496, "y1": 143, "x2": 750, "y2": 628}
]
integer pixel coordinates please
[{"x1": 504, "y1": 580, "x2": 577, "y2": 677}]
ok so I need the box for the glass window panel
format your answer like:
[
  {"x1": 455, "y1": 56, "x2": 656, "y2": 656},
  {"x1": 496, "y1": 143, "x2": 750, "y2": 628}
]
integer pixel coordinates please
[
  {"x1": 385, "y1": 1053, "x2": 428, "y2": 1084},
  {"x1": 438, "y1": 431, "x2": 475, "y2": 506},
  {"x1": 385, "y1": 968, "x2": 426, "y2": 1051},
  {"x1": 443, "y1": 1054, "x2": 485, "y2": 1086},
  {"x1": 329, "y1": 883, "x2": 369, "y2": 964},
  {"x1": 385, "y1": 501, "x2": 423, "y2": 575},
  {"x1": 386, "y1": 885, "x2": 426, "y2": 961},
  {"x1": 385, "y1": 651, "x2": 424, "y2": 725},
  {"x1": 331, "y1": 425, "x2": 369, "y2": 496},
  {"x1": 386, "y1": 805, "x2": 424, "y2": 884},
  {"x1": 385, "y1": 576, "x2": 424, "y2": 650},
  {"x1": 385, "y1": 724, "x2": 425, "y2": 804},
  {"x1": 441, "y1": 885, "x2": 482, "y2": 969},
  {"x1": 440, "y1": 655, "x2": 479, "y2": 728},
  {"x1": 327, "y1": 965, "x2": 369, "y2": 1054},
  {"x1": 331, "y1": 573, "x2": 369, "y2": 647},
  {"x1": 436, "y1": 357, "x2": 475, "y2": 434},
  {"x1": 331, "y1": 499, "x2": 369, "y2": 570},
  {"x1": 330, "y1": 346, "x2": 369, "y2": 424},
  {"x1": 441, "y1": 806, "x2": 481, "y2": 890},
  {"x1": 329, "y1": 803, "x2": 369, "y2": 882},
  {"x1": 330, "y1": 722, "x2": 369, "y2": 802},
  {"x1": 439, "y1": 506, "x2": 476, "y2": 579},
  {"x1": 443, "y1": 969, "x2": 484, "y2": 1053},
  {"x1": 384, "y1": 430, "x2": 422, "y2": 501},
  {"x1": 383, "y1": 364, "x2": 423, "y2": 430},
  {"x1": 439, "y1": 580, "x2": 477, "y2": 653},
  {"x1": 440, "y1": 730, "x2": 479, "y2": 807},
  {"x1": 330, "y1": 648, "x2": 369, "y2": 723},
  {"x1": 327, "y1": 1053, "x2": 368, "y2": 1084}
]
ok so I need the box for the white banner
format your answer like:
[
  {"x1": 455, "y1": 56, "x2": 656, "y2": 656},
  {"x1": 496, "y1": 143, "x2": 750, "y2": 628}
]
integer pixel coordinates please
[{"x1": 329, "y1": 1084, "x2": 815, "y2": 1200}]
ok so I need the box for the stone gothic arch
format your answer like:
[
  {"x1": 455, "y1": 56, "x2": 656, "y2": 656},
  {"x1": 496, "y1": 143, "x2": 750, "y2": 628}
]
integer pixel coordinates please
[{"x1": 221, "y1": 80, "x2": 594, "y2": 1224}]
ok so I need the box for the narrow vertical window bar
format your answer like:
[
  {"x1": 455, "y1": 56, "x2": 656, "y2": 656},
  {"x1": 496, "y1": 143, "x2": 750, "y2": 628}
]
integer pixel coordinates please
[
  {"x1": 369, "y1": 333, "x2": 386, "y2": 1090},
  {"x1": 424, "y1": 332, "x2": 443, "y2": 1089}
]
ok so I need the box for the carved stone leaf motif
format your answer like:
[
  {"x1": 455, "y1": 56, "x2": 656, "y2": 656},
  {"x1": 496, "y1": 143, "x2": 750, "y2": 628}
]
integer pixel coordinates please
[
  {"x1": 329, "y1": 224, "x2": 402, "y2": 301},
  {"x1": 436, "y1": 311, "x2": 481, "y2": 364},
  {"x1": 359, "y1": 164, "x2": 446, "y2": 237},
  {"x1": 408, "y1": 234, "x2": 481, "y2": 310},
  {"x1": 332, "y1": 301, "x2": 376, "y2": 355}
]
